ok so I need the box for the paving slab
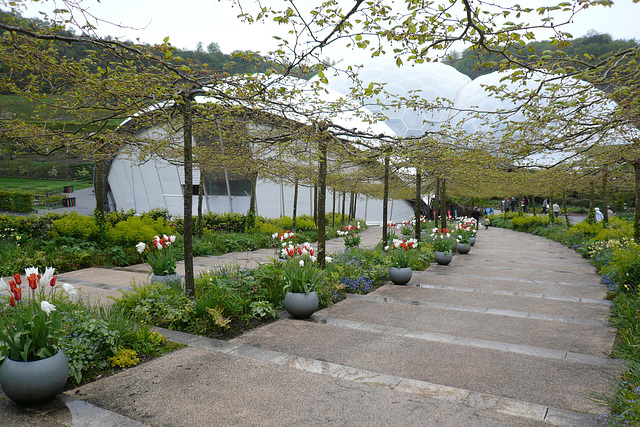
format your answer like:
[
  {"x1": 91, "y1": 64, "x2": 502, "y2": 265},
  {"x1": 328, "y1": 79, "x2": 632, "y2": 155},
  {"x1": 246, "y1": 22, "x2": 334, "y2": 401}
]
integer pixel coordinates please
[
  {"x1": 234, "y1": 319, "x2": 616, "y2": 414},
  {"x1": 319, "y1": 298, "x2": 615, "y2": 356},
  {"x1": 412, "y1": 272, "x2": 608, "y2": 300},
  {"x1": 58, "y1": 268, "x2": 145, "y2": 288},
  {"x1": 373, "y1": 284, "x2": 611, "y2": 320},
  {"x1": 69, "y1": 346, "x2": 550, "y2": 427}
]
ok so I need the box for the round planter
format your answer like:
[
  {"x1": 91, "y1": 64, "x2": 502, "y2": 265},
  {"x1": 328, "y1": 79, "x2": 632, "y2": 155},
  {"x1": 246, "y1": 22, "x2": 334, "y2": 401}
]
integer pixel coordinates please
[
  {"x1": 389, "y1": 267, "x2": 412, "y2": 285},
  {"x1": 434, "y1": 251, "x2": 453, "y2": 265},
  {"x1": 0, "y1": 350, "x2": 69, "y2": 405},
  {"x1": 284, "y1": 291, "x2": 319, "y2": 319},
  {"x1": 456, "y1": 243, "x2": 471, "y2": 254},
  {"x1": 150, "y1": 273, "x2": 182, "y2": 287},
  {"x1": 469, "y1": 236, "x2": 476, "y2": 246}
]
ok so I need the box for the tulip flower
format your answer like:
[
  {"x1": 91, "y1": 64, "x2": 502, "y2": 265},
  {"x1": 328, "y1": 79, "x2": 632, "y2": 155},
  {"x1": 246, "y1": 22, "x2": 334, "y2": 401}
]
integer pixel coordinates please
[
  {"x1": 27, "y1": 273, "x2": 38, "y2": 290},
  {"x1": 135, "y1": 242, "x2": 146, "y2": 254},
  {"x1": 40, "y1": 301, "x2": 56, "y2": 315},
  {"x1": 61, "y1": 283, "x2": 78, "y2": 297},
  {"x1": 12, "y1": 273, "x2": 21, "y2": 285}
]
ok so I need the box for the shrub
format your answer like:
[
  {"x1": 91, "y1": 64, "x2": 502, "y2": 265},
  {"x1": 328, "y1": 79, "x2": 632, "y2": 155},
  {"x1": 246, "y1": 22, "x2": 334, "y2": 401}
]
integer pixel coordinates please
[
  {"x1": 510, "y1": 214, "x2": 551, "y2": 232},
  {"x1": 107, "y1": 216, "x2": 173, "y2": 247},
  {"x1": 567, "y1": 220, "x2": 601, "y2": 239},
  {"x1": 52, "y1": 212, "x2": 100, "y2": 241},
  {"x1": 601, "y1": 246, "x2": 640, "y2": 294}
]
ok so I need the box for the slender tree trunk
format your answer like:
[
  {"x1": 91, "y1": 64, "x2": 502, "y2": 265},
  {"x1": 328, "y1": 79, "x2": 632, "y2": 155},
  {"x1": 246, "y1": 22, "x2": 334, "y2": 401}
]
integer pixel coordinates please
[
  {"x1": 313, "y1": 185, "x2": 318, "y2": 225},
  {"x1": 382, "y1": 150, "x2": 390, "y2": 247},
  {"x1": 332, "y1": 188, "x2": 336, "y2": 227},
  {"x1": 317, "y1": 131, "x2": 328, "y2": 267},
  {"x1": 634, "y1": 162, "x2": 640, "y2": 242},
  {"x1": 435, "y1": 177, "x2": 440, "y2": 229},
  {"x1": 93, "y1": 158, "x2": 106, "y2": 232},
  {"x1": 292, "y1": 178, "x2": 299, "y2": 232},
  {"x1": 602, "y1": 169, "x2": 609, "y2": 225},
  {"x1": 341, "y1": 191, "x2": 346, "y2": 225},
  {"x1": 588, "y1": 181, "x2": 596, "y2": 224},
  {"x1": 563, "y1": 189, "x2": 569, "y2": 226},
  {"x1": 249, "y1": 171, "x2": 258, "y2": 218},
  {"x1": 181, "y1": 94, "x2": 195, "y2": 297},
  {"x1": 197, "y1": 172, "x2": 204, "y2": 239},
  {"x1": 440, "y1": 178, "x2": 447, "y2": 230},
  {"x1": 414, "y1": 169, "x2": 421, "y2": 241}
]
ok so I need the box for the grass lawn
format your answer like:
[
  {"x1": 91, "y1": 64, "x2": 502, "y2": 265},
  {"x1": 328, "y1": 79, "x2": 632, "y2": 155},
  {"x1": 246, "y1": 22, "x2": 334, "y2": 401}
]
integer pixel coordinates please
[{"x1": 0, "y1": 177, "x2": 92, "y2": 194}]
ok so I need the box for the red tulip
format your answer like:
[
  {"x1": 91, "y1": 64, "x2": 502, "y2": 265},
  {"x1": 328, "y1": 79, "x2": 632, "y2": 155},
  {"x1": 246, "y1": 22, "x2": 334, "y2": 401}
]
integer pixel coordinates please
[
  {"x1": 9, "y1": 296, "x2": 15, "y2": 307},
  {"x1": 13, "y1": 287, "x2": 21, "y2": 301},
  {"x1": 12, "y1": 273, "x2": 21, "y2": 285},
  {"x1": 9, "y1": 279, "x2": 16, "y2": 293},
  {"x1": 50, "y1": 275, "x2": 57, "y2": 287},
  {"x1": 27, "y1": 274, "x2": 38, "y2": 290}
]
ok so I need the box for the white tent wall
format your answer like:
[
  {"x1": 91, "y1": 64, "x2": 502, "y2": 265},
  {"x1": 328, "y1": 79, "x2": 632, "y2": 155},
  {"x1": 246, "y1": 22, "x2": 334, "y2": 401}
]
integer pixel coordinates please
[{"x1": 107, "y1": 154, "x2": 415, "y2": 224}]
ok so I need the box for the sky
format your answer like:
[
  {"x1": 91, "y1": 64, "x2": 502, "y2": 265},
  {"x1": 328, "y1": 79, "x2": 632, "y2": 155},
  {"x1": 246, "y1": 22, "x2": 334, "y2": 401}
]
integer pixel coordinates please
[{"x1": 17, "y1": 0, "x2": 640, "y2": 62}]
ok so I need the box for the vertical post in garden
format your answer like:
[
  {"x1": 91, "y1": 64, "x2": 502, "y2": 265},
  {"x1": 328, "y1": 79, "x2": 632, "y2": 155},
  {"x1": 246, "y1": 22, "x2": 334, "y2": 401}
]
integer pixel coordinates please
[
  {"x1": 382, "y1": 148, "x2": 390, "y2": 247},
  {"x1": 317, "y1": 123, "x2": 328, "y2": 268},
  {"x1": 415, "y1": 168, "x2": 421, "y2": 241}
]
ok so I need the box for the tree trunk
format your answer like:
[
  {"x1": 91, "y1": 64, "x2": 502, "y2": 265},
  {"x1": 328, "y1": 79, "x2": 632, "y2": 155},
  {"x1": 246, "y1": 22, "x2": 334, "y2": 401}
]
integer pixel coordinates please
[
  {"x1": 563, "y1": 190, "x2": 569, "y2": 226},
  {"x1": 197, "y1": 173, "x2": 204, "y2": 239},
  {"x1": 93, "y1": 158, "x2": 106, "y2": 233},
  {"x1": 292, "y1": 178, "x2": 299, "y2": 232},
  {"x1": 414, "y1": 169, "x2": 421, "y2": 241},
  {"x1": 635, "y1": 162, "x2": 640, "y2": 242},
  {"x1": 249, "y1": 171, "x2": 258, "y2": 219},
  {"x1": 181, "y1": 94, "x2": 195, "y2": 297},
  {"x1": 588, "y1": 181, "x2": 596, "y2": 224},
  {"x1": 440, "y1": 178, "x2": 447, "y2": 230},
  {"x1": 435, "y1": 177, "x2": 440, "y2": 229},
  {"x1": 313, "y1": 185, "x2": 318, "y2": 225},
  {"x1": 331, "y1": 188, "x2": 336, "y2": 227},
  {"x1": 341, "y1": 191, "x2": 346, "y2": 225},
  {"x1": 317, "y1": 132, "x2": 328, "y2": 267},
  {"x1": 602, "y1": 169, "x2": 609, "y2": 225},
  {"x1": 382, "y1": 150, "x2": 390, "y2": 247}
]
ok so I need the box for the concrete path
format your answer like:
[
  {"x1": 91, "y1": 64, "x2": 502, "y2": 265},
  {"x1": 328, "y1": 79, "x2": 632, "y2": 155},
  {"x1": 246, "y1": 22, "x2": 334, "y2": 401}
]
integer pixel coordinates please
[{"x1": 1, "y1": 226, "x2": 618, "y2": 426}]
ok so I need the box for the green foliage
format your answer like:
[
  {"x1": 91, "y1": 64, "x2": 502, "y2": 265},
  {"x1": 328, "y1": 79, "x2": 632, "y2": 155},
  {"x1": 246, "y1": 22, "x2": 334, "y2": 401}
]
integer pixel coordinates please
[
  {"x1": 276, "y1": 215, "x2": 316, "y2": 231},
  {"x1": 601, "y1": 246, "x2": 640, "y2": 294},
  {"x1": 52, "y1": 211, "x2": 100, "y2": 240},
  {"x1": 510, "y1": 214, "x2": 552, "y2": 232},
  {"x1": 113, "y1": 282, "x2": 196, "y2": 331},
  {"x1": 281, "y1": 257, "x2": 321, "y2": 294},
  {"x1": 0, "y1": 190, "x2": 34, "y2": 212},
  {"x1": 107, "y1": 216, "x2": 172, "y2": 247},
  {"x1": 58, "y1": 301, "x2": 167, "y2": 384}
]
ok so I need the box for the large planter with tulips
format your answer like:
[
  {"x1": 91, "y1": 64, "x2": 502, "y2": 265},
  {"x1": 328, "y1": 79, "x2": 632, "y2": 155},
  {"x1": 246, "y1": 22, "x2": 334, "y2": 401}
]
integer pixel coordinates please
[
  {"x1": 386, "y1": 238, "x2": 418, "y2": 285},
  {"x1": 430, "y1": 228, "x2": 456, "y2": 266},
  {"x1": 136, "y1": 235, "x2": 180, "y2": 285},
  {"x1": 0, "y1": 268, "x2": 78, "y2": 405},
  {"x1": 281, "y1": 258, "x2": 320, "y2": 319}
]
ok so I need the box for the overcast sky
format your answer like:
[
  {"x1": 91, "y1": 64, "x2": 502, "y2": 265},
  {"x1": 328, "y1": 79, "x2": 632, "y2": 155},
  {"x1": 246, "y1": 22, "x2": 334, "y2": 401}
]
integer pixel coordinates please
[{"x1": 19, "y1": 0, "x2": 640, "y2": 62}]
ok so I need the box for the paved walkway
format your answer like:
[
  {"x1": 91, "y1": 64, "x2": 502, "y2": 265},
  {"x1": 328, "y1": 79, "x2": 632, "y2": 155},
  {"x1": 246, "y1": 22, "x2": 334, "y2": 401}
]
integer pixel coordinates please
[{"x1": 1, "y1": 226, "x2": 618, "y2": 426}]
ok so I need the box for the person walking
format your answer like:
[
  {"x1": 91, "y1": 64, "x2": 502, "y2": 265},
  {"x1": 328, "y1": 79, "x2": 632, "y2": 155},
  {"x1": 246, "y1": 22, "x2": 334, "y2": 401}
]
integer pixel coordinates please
[
  {"x1": 542, "y1": 199, "x2": 549, "y2": 214},
  {"x1": 552, "y1": 202, "x2": 560, "y2": 219}
]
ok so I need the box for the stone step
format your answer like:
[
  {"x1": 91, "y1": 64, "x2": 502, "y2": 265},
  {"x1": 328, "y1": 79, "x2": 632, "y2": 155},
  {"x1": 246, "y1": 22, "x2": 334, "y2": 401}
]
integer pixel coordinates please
[
  {"x1": 234, "y1": 319, "x2": 616, "y2": 415},
  {"x1": 319, "y1": 297, "x2": 615, "y2": 357}
]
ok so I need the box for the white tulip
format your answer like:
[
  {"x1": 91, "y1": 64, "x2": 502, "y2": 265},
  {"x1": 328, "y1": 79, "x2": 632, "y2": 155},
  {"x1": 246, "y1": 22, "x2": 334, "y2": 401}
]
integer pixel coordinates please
[
  {"x1": 135, "y1": 242, "x2": 146, "y2": 253},
  {"x1": 40, "y1": 301, "x2": 56, "y2": 315}
]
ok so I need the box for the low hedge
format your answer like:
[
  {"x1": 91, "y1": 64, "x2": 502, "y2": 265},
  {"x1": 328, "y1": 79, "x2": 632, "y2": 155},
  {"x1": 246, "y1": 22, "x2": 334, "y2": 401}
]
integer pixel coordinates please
[{"x1": 0, "y1": 190, "x2": 34, "y2": 212}]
